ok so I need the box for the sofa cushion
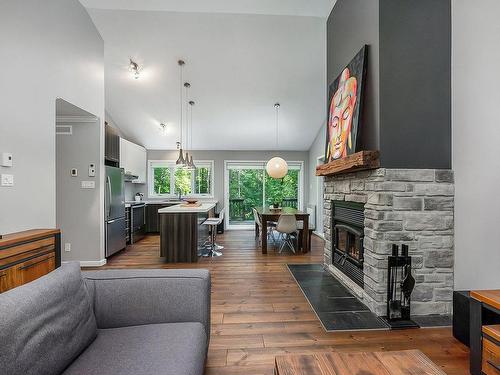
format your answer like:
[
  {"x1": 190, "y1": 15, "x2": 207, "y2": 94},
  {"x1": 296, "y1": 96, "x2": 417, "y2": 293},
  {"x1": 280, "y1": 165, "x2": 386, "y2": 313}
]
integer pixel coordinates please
[
  {"x1": 63, "y1": 322, "x2": 207, "y2": 375},
  {"x1": 0, "y1": 262, "x2": 97, "y2": 375}
]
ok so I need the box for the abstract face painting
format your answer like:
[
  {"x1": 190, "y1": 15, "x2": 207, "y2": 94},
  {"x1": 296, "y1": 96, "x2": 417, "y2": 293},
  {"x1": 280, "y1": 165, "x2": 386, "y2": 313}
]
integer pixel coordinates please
[
  {"x1": 325, "y1": 46, "x2": 367, "y2": 162},
  {"x1": 328, "y1": 68, "x2": 357, "y2": 160}
]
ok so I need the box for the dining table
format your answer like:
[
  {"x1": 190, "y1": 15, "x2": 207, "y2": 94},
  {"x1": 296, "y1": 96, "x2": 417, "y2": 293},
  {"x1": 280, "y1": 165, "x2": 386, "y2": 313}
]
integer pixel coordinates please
[{"x1": 254, "y1": 206, "x2": 310, "y2": 254}]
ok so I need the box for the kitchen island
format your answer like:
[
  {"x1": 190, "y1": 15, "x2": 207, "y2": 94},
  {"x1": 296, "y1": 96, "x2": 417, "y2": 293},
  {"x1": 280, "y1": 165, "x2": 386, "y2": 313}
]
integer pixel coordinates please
[{"x1": 158, "y1": 202, "x2": 216, "y2": 262}]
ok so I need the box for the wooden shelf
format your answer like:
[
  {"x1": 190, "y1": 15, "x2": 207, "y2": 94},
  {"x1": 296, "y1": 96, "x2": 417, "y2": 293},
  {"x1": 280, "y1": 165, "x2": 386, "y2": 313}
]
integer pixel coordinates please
[{"x1": 316, "y1": 150, "x2": 380, "y2": 177}]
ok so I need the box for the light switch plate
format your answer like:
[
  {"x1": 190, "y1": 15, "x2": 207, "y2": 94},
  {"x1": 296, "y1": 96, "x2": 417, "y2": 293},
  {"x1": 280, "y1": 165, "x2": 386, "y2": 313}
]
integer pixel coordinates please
[
  {"x1": 1, "y1": 174, "x2": 14, "y2": 186},
  {"x1": 81, "y1": 180, "x2": 95, "y2": 189},
  {"x1": 71, "y1": 168, "x2": 78, "y2": 177},
  {"x1": 0, "y1": 174, "x2": 14, "y2": 186},
  {"x1": 1, "y1": 153, "x2": 13, "y2": 167}
]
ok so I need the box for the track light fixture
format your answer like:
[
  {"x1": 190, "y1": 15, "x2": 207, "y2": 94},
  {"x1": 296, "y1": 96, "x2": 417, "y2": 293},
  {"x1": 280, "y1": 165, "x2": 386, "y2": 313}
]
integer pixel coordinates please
[
  {"x1": 129, "y1": 59, "x2": 141, "y2": 79},
  {"x1": 159, "y1": 123, "x2": 167, "y2": 136}
]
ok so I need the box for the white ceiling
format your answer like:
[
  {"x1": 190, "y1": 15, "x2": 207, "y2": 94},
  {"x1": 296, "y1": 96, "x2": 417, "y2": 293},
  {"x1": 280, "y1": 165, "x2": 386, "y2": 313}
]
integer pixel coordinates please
[
  {"x1": 84, "y1": 4, "x2": 329, "y2": 150},
  {"x1": 81, "y1": 0, "x2": 336, "y2": 18}
]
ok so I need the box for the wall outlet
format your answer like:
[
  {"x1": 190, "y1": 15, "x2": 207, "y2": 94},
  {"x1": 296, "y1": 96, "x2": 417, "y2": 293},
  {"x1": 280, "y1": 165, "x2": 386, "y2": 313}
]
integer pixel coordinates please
[
  {"x1": 1, "y1": 153, "x2": 13, "y2": 167},
  {"x1": 81, "y1": 180, "x2": 95, "y2": 189},
  {"x1": 1, "y1": 174, "x2": 14, "y2": 186},
  {"x1": 88, "y1": 163, "x2": 96, "y2": 177},
  {"x1": 64, "y1": 243, "x2": 71, "y2": 252}
]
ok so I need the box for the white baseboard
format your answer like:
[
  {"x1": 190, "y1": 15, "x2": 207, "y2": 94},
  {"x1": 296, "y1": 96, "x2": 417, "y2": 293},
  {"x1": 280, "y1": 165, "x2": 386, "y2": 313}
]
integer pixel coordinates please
[{"x1": 62, "y1": 259, "x2": 107, "y2": 267}]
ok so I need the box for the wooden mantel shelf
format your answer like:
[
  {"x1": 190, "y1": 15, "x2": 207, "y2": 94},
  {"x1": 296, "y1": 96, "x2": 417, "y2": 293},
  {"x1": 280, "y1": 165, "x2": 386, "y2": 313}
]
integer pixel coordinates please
[{"x1": 316, "y1": 150, "x2": 380, "y2": 177}]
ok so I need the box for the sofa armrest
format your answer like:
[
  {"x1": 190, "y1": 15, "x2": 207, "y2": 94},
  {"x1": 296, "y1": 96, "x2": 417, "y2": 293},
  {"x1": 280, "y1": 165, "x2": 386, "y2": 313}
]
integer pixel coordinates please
[{"x1": 82, "y1": 269, "x2": 210, "y2": 339}]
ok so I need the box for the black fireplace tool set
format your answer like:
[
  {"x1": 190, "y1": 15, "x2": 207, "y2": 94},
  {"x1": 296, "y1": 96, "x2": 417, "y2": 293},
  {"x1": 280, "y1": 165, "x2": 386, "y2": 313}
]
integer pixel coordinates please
[{"x1": 382, "y1": 244, "x2": 419, "y2": 329}]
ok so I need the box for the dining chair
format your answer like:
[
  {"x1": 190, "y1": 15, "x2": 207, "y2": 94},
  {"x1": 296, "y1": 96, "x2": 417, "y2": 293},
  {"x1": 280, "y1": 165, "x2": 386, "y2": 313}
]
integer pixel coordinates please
[
  {"x1": 252, "y1": 208, "x2": 276, "y2": 244},
  {"x1": 275, "y1": 214, "x2": 298, "y2": 254}
]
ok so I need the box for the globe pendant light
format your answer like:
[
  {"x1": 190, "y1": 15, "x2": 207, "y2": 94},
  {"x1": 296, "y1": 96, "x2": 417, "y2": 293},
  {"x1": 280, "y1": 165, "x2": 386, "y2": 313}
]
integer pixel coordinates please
[
  {"x1": 176, "y1": 60, "x2": 186, "y2": 166},
  {"x1": 266, "y1": 103, "x2": 288, "y2": 179}
]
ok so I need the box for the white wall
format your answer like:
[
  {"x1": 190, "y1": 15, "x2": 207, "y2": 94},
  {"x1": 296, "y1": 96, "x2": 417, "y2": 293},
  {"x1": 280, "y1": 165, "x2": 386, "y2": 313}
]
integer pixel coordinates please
[
  {"x1": 0, "y1": 0, "x2": 105, "y2": 262},
  {"x1": 452, "y1": 0, "x2": 500, "y2": 290},
  {"x1": 56, "y1": 116, "x2": 102, "y2": 263}
]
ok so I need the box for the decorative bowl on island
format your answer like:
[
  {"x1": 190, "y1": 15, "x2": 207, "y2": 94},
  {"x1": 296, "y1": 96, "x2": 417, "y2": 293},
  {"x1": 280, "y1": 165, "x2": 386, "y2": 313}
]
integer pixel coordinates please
[{"x1": 184, "y1": 198, "x2": 198, "y2": 205}]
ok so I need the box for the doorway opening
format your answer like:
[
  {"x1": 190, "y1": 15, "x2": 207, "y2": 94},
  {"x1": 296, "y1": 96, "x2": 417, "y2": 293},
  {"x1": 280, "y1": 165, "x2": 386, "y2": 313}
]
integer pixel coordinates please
[
  {"x1": 55, "y1": 98, "x2": 103, "y2": 264},
  {"x1": 315, "y1": 155, "x2": 325, "y2": 238}
]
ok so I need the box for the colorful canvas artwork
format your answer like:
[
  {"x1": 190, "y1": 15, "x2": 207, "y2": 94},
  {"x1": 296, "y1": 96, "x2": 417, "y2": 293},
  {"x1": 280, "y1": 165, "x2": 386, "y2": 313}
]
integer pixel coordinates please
[{"x1": 325, "y1": 46, "x2": 368, "y2": 162}]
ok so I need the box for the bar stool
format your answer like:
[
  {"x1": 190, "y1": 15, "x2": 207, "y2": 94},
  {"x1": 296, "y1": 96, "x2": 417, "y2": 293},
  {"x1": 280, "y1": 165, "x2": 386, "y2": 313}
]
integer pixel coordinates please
[{"x1": 201, "y1": 210, "x2": 225, "y2": 257}]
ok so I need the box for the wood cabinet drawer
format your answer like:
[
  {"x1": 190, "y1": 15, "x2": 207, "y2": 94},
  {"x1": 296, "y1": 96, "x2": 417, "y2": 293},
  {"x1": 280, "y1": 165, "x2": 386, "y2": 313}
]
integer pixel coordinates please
[
  {"x1": 16, "y1": 252, "x2": 55, "y2": 286},
  {"x1": 482, "y1": 337, "x2": 500, "y2": 375},
  {"x1": 0, "y1": 237, "x2": 55, "y2": 267},
  {"x1": 0, "y1": 267, "x2": 17, "y2": 293},
  {"x1": 0, "y1": 252, "x2": 56, "y2": 293}
]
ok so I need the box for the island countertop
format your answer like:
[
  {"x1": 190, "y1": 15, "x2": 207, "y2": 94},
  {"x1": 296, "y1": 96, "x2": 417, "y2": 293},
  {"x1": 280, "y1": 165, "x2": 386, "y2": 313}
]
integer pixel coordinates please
[{"x1": 158, "y1": 202, "x2": 217, "y2": 214}]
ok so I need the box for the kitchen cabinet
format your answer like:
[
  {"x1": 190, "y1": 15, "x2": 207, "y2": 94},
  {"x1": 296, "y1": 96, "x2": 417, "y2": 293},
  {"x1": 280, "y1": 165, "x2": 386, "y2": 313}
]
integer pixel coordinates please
[
  {"x1": 125, "y1": 206, "x2": 131, "y2": 244},
  {"x1": 105, "y1": 123, "x2": 120, "y2": 165},
  {"x1": 146, "y1": 204, "x2": 177, "y2": 233},
  {"x1": 0, "y1": 229, "x2": 61, "y2": 293},
  {"x1": 120, "y1": 138, "x2": 147, "y2": 184},
  {"x1": 131, "y1": 204, "x2": 146, "y2": 243}
]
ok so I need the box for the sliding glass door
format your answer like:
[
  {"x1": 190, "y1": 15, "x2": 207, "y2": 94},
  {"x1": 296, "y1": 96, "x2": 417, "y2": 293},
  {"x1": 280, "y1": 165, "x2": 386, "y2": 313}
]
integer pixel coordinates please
[{"x1": 224, "y1": 161, "x2": 303, "y2": 229}]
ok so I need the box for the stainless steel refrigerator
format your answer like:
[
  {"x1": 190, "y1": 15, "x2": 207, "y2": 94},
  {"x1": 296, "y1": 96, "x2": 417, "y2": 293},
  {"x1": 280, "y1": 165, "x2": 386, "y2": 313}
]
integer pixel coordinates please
[{"x1": 105, "y1": 166, "x2": 126, "y2": 257}]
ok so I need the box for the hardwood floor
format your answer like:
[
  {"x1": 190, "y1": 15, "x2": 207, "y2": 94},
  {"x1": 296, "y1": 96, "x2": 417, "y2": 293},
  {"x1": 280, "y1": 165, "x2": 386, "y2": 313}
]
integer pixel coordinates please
[{"x1": 95, "y1": 231, "x2": 469, "y2": 374}]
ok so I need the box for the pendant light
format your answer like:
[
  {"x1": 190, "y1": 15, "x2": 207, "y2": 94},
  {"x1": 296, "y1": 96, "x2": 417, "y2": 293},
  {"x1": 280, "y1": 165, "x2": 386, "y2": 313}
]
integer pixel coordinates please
[
  {"x1": 184, "y1": 82, "x2": 195, "y2": 171},
  {"x1": 188, "y1": 100, "x2": 196, "y2": 169},
  {"x1": 176, "y1": 60, "x2": 186, "y2": 166},
  {"x1": 266, "y1": 103, "x2": 288, "y2": 179}
]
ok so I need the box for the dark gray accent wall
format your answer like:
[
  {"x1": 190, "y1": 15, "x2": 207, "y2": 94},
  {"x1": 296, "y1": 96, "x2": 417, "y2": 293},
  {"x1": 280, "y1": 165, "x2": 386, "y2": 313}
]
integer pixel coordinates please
[
  {"x1": 379, "y1": 0, "x2": 451, "y2": 168},
  {"x1": 325, "y1": 0, "x2": 451, "y2": 169},
  {"x1": 327, "y1": 0, "x2": 380, "y2": 152}
]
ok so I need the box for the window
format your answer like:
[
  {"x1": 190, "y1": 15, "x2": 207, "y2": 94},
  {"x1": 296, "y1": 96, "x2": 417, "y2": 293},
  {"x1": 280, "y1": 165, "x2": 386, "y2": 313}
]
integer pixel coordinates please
[
  {"x1": 224, "y1": 161, "x2": 304, "y2": 228},
  {"x1": 149, "y1": 160, "x2": 214, "y2": 198}
]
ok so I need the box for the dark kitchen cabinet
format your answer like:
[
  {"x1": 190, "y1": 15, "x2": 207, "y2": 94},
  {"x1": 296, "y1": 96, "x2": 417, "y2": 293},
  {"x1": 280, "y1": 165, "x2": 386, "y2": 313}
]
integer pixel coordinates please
[
  {"x1": 131, "y1": 204, "x2": 146, "y2": 243},
  {"x1": 105, "y1": 122, "x2": 120, "y2": 165},
  {"x1": 146, "y1": 204, "x2": 160, "y2": 233},
  {"x1": 125, "y1": 206, "x2": 131, "y2": 244},
  {"x1": 146, "y1": 204, "x2": 177, "y2": 233}
]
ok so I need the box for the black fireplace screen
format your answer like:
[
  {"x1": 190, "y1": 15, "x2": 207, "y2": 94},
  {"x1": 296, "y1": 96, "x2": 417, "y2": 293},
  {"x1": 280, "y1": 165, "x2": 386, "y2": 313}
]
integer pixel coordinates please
[{"x1": 331, "y1": 201, "x2": 365, "y2": 287}]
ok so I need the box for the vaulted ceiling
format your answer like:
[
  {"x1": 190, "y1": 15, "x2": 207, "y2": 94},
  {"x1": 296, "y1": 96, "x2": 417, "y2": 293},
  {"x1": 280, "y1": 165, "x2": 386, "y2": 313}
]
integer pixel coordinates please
[{"x1": 82, "y1": 1, "x2": 334, "y2": 150}]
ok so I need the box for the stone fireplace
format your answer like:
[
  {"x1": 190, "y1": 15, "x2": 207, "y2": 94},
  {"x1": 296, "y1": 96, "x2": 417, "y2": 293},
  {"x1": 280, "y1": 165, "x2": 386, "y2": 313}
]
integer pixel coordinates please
[{"x1": 323, "y1": 168, "x2": 454, "y2": 316}]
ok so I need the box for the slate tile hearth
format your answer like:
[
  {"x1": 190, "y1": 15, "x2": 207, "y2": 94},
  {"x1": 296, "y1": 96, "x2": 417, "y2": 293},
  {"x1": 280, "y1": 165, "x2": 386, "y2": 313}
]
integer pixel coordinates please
[
  {"x1": 288, "y1": 264, "x2": 388, "y2": 331},
  {"x1": 288, "y1": 264, "x2": 452, "y2": 331}
]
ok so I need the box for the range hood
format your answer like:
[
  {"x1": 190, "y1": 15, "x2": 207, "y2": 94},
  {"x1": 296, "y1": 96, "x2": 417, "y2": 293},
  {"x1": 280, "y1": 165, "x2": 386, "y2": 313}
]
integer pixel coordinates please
[{"x1": 124, "y1": 172, "x2": 138, "y2": 181}]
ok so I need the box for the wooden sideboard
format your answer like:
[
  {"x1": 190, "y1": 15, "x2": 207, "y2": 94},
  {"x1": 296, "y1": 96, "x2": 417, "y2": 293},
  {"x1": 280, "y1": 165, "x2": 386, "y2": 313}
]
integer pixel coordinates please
[
  {"x1": 0, "y1": 229, "x2": 61, "y2": 293},
  {"x1": 470, "y1": 289, "x2": 500, "y2": 375}
]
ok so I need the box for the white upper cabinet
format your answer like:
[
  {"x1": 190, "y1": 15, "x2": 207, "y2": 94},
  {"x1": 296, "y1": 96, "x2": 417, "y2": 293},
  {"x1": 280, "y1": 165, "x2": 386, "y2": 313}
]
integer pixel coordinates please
[{"x1": 119, "y1": 138, "x2": 147, "y2": 184}]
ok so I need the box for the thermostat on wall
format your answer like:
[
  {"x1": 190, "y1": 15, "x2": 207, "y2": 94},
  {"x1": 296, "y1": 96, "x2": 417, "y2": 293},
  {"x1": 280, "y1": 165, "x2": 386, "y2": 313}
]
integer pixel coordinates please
[{"x1": 1, "y1": 153, "x2": 13, "y2": 167}]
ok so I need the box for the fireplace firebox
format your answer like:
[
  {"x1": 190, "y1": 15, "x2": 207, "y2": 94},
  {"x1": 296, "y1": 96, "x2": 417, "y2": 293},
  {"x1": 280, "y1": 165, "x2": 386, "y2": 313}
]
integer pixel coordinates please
[{"x1": 331, "y1": 200, "x2": 365, "y2": 287}]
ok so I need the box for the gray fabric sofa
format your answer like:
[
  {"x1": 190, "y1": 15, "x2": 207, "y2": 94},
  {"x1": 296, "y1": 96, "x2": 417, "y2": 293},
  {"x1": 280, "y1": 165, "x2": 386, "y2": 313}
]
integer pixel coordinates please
[{"x1": 0, "y1": 262, "x2": 211, "y2": 375}]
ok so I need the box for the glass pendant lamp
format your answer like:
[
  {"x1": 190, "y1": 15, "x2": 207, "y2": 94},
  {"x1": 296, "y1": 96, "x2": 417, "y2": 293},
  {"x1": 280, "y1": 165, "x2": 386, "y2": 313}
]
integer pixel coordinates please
[{"x1": 176, "y1": 60, "x2": 186, "y2": 166}]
